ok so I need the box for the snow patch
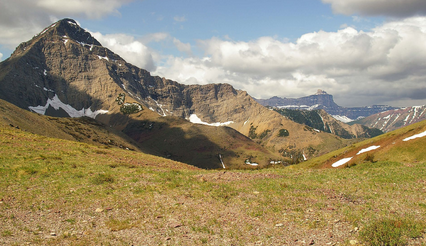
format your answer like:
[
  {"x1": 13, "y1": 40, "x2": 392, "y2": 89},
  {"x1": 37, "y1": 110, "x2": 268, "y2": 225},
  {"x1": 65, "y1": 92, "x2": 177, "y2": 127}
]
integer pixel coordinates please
[
  {"x1": 43, "y1": 69, "x2": 47, "y2": 76},
  {"x1": 76, "y1": 41, "x2": 94, "y2": 51},
  {"x1": 245, "y1": 160, "x2": 259, "y2": 166},
  {"x1": 331, "y1": 157, "x2": 352, "y2": 168},
  {"x1": 189, "y1": 114, "x2": 233, "y2": 127},
  {"x1": 153, "y1": 99, "x2": 167, "y2": 117},
  {"x1": 308, "y1": 104, "x2": 321, "y2": 110},
  {"x1": 403, "y1": 130, "x2": 426, "y2": 142},
  {"x1": 243, "y1": 119, "x2": 249, "y2": 126},
  {"x1": 63, "y1": 39, "x2": 68, "y2": 45},
  {"x1": 98, "y1": 55, "x2": 109, "y2": 61},
  {"x1": 357, "y1": 146, "x2": 380, "y2": 155},
  {"x1": 43, "y1": 87, "x2": 54, "y2": 92},
  {"x1": 28, "y1": 94, "x2": 108, "y2": 119},
  {"x1": 332, "y1": 115, "x2": 353, "y2": 123},
  {"x1": 277, "y1": 104, "x2": 320, "y2": 111},
  {"x1": 219, "y1": 154, "x2": 226, "y2": 169}
]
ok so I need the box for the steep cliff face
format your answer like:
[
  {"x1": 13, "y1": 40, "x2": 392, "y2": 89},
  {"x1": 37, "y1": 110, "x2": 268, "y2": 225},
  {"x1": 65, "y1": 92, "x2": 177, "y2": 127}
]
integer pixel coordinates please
[{"x1": 0, "y1": 18, "x2": 350, "y2": 164}]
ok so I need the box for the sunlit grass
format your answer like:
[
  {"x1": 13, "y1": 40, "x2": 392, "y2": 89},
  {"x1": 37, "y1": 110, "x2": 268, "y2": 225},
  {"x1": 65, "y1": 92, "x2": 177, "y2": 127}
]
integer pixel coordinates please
[{"x1": 1, "y1": 126, "x2": 425, "y2": 245}]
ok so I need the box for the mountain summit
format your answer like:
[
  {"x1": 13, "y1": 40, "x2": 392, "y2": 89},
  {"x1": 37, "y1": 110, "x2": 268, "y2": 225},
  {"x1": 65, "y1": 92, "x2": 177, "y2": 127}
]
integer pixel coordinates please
[{"x1": 0, "y1": 18, "x2": 120, "y2": 115}]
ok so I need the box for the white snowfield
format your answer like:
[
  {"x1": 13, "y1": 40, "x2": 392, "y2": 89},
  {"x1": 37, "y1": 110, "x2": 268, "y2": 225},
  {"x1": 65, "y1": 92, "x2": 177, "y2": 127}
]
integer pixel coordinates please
[
  {"x1": 189, "y1": 114, "x2": 233, "y2": 127},
  {"x1": 403, "y1": 130, "x2": 426, "y2": 141},
  {"x1": 357, "y1": 145, "x2": 381, "y2": 155},
  {"x1": 332, "y1": 115, "x2": 354, "y2": 123},
  {"x1": 29, "y1": 94, "x2": 108, "y2": 119},
  {"x1": 331, "y1": 157, "x2": 352, "y2": 167},
  {"x1": 97, "y1": 55, "x2": 109, "y2": 61}
]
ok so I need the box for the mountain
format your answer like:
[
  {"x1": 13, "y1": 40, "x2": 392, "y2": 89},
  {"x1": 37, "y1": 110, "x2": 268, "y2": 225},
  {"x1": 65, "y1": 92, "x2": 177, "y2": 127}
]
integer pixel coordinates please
[
  {"x1": 256, "y1": 89, "x2": 398, "y2": 121},
  {"x1": 0, "y1": 94, "x2": 279, "y2": 169},
  {"x1": 352, "y1": 105, "x2": 426, "y2": 132},
  {"x1": 0, "y1": 18, "x2": 352, "y2": 166},
  {"x1": 273, "y1": 108, "x2": 383, "y2": 139}
]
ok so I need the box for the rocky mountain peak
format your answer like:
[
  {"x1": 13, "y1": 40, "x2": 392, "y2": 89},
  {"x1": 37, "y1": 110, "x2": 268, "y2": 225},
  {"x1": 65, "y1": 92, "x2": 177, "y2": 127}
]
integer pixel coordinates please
[
  {"x1": 50, "y1": 18, "x2": 101, "y2": 46},
  {"x1": 12, "y1": 18, "x2": 101, "y2": 58}
]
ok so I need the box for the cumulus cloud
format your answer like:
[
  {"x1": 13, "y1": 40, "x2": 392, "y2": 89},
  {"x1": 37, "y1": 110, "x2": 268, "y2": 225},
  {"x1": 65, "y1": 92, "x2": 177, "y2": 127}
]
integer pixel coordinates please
[
  {"x1": 322, "y1": 0, "x2": 426, "y2": 17},
  {"x1": 0, "y1": 52, "x2": 3, "y2": 61},
  {"x1": 173, "y1": 38, "x2": 192, "y2": 56},
  {"x1": 36, "y1": 0, "x2": 133, "y2": 19},
  {"x1": 0, "y1": 0, "x2": 134, "y2": 48},
  {"x1": 91, "y1": 32, "x2": 158, "y2": 71},
  {"x1": 155, "y1": 17, "x2": 426, "y2": 107}
]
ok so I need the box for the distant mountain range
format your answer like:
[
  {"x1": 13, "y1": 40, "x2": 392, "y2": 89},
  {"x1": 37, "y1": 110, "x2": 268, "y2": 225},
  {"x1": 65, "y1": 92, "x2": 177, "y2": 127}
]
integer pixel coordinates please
[
  {"x1": 256, "y1": 89, "x2": 398, "y2": 121},
  {"x1": 352, "y1": 105, "x2": 426, "y2": 132}
]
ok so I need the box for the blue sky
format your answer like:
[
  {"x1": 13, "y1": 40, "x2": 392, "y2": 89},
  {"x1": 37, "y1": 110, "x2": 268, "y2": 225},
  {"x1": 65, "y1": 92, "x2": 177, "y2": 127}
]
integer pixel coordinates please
[
  {"x1": 69, "y1": 0, "x2": 383, "y2": 59},
  {"x1": 1, "y1": 0, "x2": 426, "y2": 107}
]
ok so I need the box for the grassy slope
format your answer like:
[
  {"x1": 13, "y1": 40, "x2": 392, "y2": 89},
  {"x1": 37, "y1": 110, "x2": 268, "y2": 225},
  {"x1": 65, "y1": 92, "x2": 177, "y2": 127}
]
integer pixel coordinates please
[
  {"x1": 297, "y1": 119, "x2": 426, "y2": 169},
  {"x1": 1, "y1": 126, "x2": 426, "y2": 245}
]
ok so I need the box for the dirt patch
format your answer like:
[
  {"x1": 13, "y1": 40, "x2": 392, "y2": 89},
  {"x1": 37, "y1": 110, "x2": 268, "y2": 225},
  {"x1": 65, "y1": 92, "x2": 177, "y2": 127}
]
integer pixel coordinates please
[{"x1": 194, "y1": 171, "x2": 282, "y2": 183}]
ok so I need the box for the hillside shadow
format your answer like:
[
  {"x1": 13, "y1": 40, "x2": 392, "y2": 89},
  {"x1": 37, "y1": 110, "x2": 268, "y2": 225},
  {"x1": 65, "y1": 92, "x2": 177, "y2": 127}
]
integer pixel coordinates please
[{"x1": 116, "y1": 114, "x2": 229, "y2": 169}]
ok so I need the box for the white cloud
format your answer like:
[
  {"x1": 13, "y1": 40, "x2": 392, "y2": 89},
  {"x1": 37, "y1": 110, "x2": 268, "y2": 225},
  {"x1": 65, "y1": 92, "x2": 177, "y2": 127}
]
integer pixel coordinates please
[
  {"x1": 322, "y1": 0, "x2": 426, "y2": 17},
  {"x1": 173, "y1": 38, "x2": 192, "y2": 56},
  {"x1": 154, "y1": 17, "x2": 426, "y2": 107},
  {"x1": 140, "y1": 32, "x2": 170, "y2": 44},
  {"x1": 0, "y1": 0, "x2": 134, "y2": 48},
  {"x1": 91, "y1": 32, "x2": 157, "y2": 71},
  {"x1": 36, "y1": 0, "x2": 133, "y2": 19},
  {"x1": 174, "y1": 16, "x2": 186, "y2": 22},
  {"x1": 0, "y1": 52, "x2": 3, "y2": 61}
]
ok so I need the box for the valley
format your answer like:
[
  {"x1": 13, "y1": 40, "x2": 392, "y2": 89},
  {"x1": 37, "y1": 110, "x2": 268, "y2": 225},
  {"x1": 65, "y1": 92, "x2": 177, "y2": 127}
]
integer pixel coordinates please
[
  {"x1": 1, "y1": 120, "x2": 426, "y2": 245},
  {"x1": 1, "y1": 18, "x2": 426, "y2": 245}
]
